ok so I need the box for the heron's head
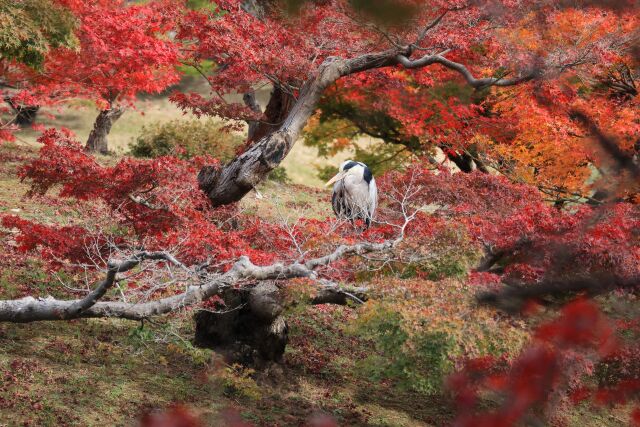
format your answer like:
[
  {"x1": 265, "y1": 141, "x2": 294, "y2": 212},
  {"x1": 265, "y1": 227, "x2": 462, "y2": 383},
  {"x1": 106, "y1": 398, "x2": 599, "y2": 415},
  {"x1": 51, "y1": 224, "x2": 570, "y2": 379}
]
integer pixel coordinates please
[{"x1": 325, "y1": 160, "x2": 366, "y2": 187}]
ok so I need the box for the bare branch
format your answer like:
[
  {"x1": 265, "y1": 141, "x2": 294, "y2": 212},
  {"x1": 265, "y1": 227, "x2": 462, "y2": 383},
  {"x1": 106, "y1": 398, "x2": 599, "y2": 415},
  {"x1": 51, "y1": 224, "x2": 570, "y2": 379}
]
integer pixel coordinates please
[
  {"x1": 412, "y1": 11, "x2": 448, "y2": 49},
  {"x1": 395, "y1": 53, "x2": 537, "y2": 88}
]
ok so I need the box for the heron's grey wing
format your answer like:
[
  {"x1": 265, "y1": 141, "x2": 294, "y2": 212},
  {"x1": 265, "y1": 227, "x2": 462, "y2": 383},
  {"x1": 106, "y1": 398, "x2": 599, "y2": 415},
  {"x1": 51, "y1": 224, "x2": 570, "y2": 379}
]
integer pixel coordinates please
[
  {"x1": 332, "y1": 180, "x2": 345, "y2": 218},
  {"x1": 368, "y1": 177, "x2": 377, "y2": 221}
]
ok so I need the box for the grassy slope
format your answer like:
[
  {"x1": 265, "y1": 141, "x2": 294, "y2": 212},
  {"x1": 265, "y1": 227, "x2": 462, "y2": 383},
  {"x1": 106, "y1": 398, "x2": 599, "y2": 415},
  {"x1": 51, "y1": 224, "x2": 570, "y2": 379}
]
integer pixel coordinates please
[
  {"x1": 0, "y1": 320, "x2": 223, "y2": 426},
  {"x1": 0, "y1": 143, "x2": 630, "y2": 427}
]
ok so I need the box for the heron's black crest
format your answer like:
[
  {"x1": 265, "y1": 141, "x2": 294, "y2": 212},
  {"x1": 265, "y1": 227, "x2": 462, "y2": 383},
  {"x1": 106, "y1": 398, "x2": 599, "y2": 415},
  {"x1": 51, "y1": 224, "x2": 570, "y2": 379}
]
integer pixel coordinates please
[{"x1": 343, "y1": 161, "x2": 359, "y2": 171}]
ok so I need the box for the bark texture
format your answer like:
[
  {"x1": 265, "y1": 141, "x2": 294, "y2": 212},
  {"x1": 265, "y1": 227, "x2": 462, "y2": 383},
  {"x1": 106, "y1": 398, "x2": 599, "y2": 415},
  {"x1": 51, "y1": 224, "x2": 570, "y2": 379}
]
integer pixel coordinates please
[
  {"x1": 85, "y1": 106, "x2": 125, "y2": 154},
  {"x1": 194, "y1": 283, "x2": 289, "y2": 366},
  {"x1": 245, "y1": 86, "x2": 295, "y2": 144}
]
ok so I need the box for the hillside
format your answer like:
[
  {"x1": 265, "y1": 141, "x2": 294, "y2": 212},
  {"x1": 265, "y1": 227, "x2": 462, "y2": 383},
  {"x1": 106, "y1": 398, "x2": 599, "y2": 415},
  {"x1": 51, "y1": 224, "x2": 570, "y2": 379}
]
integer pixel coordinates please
[{"x1": 0, "y1": 139, "x2": 634, "y2": 427}]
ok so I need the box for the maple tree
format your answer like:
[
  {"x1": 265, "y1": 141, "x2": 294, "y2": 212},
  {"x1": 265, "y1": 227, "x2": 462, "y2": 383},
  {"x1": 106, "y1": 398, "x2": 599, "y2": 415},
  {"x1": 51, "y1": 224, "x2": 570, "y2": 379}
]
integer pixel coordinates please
[
  {"x1": 4, "y1": 0, "x2": 182, "y2": 153},
  {"x1": 0, "y1": 0, "x2": 77, "y2": 69},
  {"x1": 0, "y1": 0, "x2": 77, "y2": 137},
  {"x1": 169, "y1": 0, "x2": 636, "y2": 206}
]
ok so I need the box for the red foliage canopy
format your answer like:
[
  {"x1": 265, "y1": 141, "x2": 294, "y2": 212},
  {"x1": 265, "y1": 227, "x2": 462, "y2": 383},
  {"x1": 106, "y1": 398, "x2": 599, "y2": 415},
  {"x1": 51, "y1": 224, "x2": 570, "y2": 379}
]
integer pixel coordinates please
[
  {"x1": 10, "y1": 0, "x2": 181, "y2": 109},
  {"x1": 380, "y1": 165, "x2": 640, "y2": 285}
]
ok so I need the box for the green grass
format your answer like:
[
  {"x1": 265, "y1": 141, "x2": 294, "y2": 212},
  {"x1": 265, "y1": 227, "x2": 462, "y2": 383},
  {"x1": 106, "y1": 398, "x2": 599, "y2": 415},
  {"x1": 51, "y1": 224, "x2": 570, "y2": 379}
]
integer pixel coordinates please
[
  {"x1": 0, "y1": 308, "x2": 449, "y2": 426},
  {"x1": 0, "y1": 320, "x2": 225, "y2": 426},
  {"x1": 14, "y1": 96, "x2": 208, "y2": 155}
]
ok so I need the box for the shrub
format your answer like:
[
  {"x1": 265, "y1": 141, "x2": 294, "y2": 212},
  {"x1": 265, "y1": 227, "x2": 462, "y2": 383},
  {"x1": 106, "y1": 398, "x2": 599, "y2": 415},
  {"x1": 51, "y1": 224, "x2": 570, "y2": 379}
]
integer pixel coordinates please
[
  {"x1": 406, "y1": 226, "x2": 479, "y2": 281},
  {"x1": 352, "y1": 280, "x2": 530, "y2": 395},
  {"x1": 130, "y1": 119, "x2": 243, "y2": 161},
  {"x1": 353, "y1": 304, "x2": 454, "y2": 394}
]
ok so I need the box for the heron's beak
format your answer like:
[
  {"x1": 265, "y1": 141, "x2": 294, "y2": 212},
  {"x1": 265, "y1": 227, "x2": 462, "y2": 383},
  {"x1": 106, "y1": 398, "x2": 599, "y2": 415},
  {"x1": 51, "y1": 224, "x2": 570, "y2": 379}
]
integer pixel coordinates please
[{"x1": 325, "y1": 171, "x2": 345, "y2": 187}]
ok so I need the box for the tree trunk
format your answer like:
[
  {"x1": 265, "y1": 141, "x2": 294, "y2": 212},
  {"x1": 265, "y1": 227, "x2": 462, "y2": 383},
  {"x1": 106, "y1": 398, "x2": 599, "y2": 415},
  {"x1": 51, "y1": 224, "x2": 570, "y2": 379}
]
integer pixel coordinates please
[
  {"x1": 198, "y1": 51, "x2": 400, "y2": 206},
  {"x1": 85, "y1": 106, "x2": 125, "y2": 154},
  {"x1": 14, "y1": 105, "x2": 39, "y2": 126},
  {"x1": 243, "y1": 90, "x2": 263, "y2": 142},
  {"x1": 193, "y1": 281, "x2": 369, "y2": 367},
  {"x1": 194, "y1": 282, "x2": 288, "y2": 367},
  {"x1": 198, "y1": 63, "x2": 338, "y2": 205}
]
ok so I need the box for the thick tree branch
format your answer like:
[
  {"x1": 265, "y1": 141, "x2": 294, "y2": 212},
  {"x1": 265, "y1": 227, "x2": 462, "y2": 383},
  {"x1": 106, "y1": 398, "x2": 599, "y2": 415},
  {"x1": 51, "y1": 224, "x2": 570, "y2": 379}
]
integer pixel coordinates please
[
  {"x1": 412, "y1": 11, "x2": 449, "y2": 49},
  {"x1": 0, "y1": 238, "x2": 399, "y2": 323},
  {"x1": 477, "y1": 274, "x2": 640, "y2": 313}
]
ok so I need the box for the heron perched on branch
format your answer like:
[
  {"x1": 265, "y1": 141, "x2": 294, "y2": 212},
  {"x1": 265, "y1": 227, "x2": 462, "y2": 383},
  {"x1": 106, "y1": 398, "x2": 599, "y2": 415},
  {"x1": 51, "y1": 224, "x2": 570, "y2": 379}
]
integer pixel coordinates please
[{"x1": 325, "y1": 160, "x2": 377, "y2": 228}]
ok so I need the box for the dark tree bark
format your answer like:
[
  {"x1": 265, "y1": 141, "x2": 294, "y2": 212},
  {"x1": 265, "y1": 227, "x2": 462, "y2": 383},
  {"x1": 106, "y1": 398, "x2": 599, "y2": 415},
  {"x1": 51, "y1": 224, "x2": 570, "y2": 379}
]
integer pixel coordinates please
[
  {"x1": 194, "y1": 281, "x2": 368, "y2": 366},
  {"x1": 194, "y1": 283, "x2": 288, "y2": 366},
  {"x1": 243, "y1": 90, "x2": 263, "y2": 142},
  {"x1": 4, "y1": 97, "x2": 39, "y2": 127},
  {"x1": 245, "y1": 85, "x2": 295, "y2": 144},
  {"x1": 85, "y1": 106, "x2": 125, "y2": 154}
]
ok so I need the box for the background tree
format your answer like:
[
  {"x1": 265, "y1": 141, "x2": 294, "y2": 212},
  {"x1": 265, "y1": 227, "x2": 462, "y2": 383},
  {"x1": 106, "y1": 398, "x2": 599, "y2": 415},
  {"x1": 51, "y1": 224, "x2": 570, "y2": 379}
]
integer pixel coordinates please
[
  {"x1": 11, "y1": 0, "x2": 182, "y2": 153},
  {"x1": 0, "y1": 0, "x2": 77, "y2": 70},
  {"x1": 0, "y1": 0, "x2": 77, "y2": 136}
]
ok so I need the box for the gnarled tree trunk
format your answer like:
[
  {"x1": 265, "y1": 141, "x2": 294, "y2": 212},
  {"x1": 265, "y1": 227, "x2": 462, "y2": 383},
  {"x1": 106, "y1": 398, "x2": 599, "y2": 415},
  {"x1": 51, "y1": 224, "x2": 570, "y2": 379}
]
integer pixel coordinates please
[
  {"x1": 85, "y1": 106, "x2": 125, "y2": 154},
  {"x1": 194, "y1": 282, "x2": 288, "y2": 367},
  {"x1": 194, "y1": 281, "x2": 369, "y2": 366},
  {"x1": 199, "y1": 52, "x2": 400, "y2": 206},
  {"x1": 14, "y1": 105, "x2": 40, "y2": 126}
]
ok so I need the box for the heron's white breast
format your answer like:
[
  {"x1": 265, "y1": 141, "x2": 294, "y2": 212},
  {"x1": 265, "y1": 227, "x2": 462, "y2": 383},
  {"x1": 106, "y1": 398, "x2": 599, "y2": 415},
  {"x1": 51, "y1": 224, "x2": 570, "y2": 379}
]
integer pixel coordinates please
[{"x1": 343, "y1": 171, "x2": 371, "y2": 203}]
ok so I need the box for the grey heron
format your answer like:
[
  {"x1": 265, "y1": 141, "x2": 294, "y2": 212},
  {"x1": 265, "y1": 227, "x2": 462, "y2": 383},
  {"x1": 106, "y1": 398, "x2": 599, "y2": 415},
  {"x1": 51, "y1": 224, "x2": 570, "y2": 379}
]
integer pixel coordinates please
[{"x1": 325, "y1": 160, "x2": 377, "y2": 228}]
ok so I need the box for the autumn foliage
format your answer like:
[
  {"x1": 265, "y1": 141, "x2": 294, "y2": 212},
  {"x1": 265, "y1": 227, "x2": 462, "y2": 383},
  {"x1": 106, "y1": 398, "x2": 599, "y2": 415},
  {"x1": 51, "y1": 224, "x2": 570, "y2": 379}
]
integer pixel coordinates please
[
  {"x1": 0, "y1": 0, "x2": 639, "y2": 425},
  {"x1": 8, "y1": 0, "x2": 181, "y2": 109}
]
